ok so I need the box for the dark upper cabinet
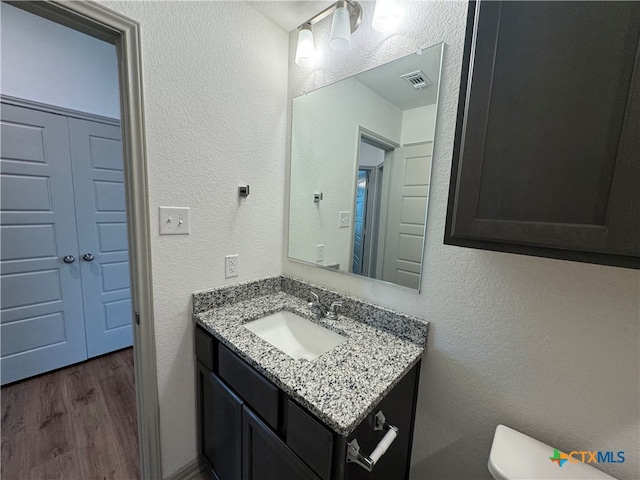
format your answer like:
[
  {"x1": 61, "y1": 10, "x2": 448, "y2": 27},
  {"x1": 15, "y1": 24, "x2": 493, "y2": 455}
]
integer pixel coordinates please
[{"x1": 446, "y1": 1, "x2": 640, "y2": 269}]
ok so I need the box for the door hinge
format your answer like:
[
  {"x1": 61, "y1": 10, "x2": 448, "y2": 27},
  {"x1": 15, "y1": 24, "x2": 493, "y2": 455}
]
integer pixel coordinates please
[{"x1": 135, "y1": 311, "x2": 140, "y2": 325}]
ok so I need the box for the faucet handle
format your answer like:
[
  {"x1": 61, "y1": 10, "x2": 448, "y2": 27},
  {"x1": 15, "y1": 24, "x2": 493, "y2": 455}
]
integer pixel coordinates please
[
  {"x1": 326, "y1": 301, "x2": 343, "y2": 320},
  {"x1": 308, "y1": 291, "x2": 321, "y2": 309}
]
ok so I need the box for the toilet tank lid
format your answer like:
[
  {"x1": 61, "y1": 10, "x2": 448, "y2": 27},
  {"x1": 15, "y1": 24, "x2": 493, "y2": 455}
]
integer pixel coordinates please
[{"x1": 488, "y1": 425, "x2": 618, "y2": 480}]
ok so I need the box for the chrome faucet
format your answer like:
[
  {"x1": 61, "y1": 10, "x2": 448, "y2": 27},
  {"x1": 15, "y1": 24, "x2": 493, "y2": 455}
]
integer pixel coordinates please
[
  {"x1": 308, "y1": 291, "x2": 343, "y2": 319},
  {"x1": 308, "y1": 291, "x2": 328, "y2": 317}
]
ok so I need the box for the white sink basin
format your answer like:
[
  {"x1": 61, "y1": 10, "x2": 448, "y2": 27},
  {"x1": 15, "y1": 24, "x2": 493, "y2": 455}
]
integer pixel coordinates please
[{"x1": 244, "y1": 310, "x2": 347, "y2": 361}]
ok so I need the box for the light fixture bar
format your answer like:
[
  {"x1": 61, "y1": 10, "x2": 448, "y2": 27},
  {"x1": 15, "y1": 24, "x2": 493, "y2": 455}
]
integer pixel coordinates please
[{"x1": 298, "y1": 0, "x2": 362, "y2": 34}]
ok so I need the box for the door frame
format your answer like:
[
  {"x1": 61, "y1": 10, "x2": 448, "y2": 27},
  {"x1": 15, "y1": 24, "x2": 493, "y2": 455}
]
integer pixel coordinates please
[
  {"x1": 5, "y1": 1, "x2": 161, "y2": 478},
  {"x1": 354, "y1": 127, "x2": 399, "y2": 280}
]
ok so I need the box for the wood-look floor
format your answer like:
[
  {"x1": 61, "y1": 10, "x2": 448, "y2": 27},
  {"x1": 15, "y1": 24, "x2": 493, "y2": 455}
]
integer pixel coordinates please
[{"x1": 1, "y1": 348, "x2": 140, "y2": 480}]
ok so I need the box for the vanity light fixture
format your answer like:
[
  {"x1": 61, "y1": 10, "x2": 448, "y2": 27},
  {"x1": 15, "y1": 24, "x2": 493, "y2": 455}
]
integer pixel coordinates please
[
  {"x1": 294, "y1": 0, "x2": 363, "y2": 67},
  {"x1": 372, "y1": 0, "x2": 402, "y2": 33},
  {"x1": 329, "y1": 1, "x2": 354, "y2": 52},
  {"x1": 295, "y1": 23, "x2": 316, "y2": 67}
]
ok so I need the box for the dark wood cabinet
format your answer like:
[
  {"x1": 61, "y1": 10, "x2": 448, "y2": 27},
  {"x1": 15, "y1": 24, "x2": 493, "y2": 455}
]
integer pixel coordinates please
[
  {"x1": 195, "y1": 325, "x2": 421, "y2": 480},
  {"x1": 199, "y1": 364, "x2": 243, "y2": 480},
  {"x1": 243, "y1": 406, "x2": 321, "y2": 480},
  {"x1": 446, "y1": 1, "x2": 640, "y2": 269}
]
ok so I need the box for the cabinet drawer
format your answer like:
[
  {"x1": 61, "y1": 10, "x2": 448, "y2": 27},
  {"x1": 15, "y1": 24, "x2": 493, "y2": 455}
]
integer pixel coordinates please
[
  {"x1": 218, "y1": 344, "x2": 280, "y2": 430},
  {"x1": 195, "y1": 326, "x2": 215, "y2": 371},
  {"x1": 286, "y1": 400, "x2": 334, "y2": 480},
  {"x1": 243, "y1": 406, "x2": 320, "y2": 480}
]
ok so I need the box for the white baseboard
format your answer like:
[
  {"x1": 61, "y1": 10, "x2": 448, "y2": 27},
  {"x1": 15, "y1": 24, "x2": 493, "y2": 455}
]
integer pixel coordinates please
[{"x1": 164, "y1": 457, "x2": 206, "y2": 480}]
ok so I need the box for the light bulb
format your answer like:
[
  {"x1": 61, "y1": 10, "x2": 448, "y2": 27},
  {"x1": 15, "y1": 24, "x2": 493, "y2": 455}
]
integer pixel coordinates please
[
  {"x1": 372, "y1": 0, "x2": 401, "y2": 33},
  {"x1": 329, "y1": 6, "x2": 351, "y2": 52},
  {"x1": 295, "y1": 25, "x2": 315, "y2": 67}
]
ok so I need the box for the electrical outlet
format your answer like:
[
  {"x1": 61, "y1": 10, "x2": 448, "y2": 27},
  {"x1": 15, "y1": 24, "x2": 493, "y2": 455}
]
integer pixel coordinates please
[
  {"x1": 316, "y1": 244, "x2": 325, "y2": 262},
  {"x1": 225, "y1": 254, "x2": 239, "y2": 278},
  {"x1": 339, "y1": 211, "x2": 350, "y2": 228},
  {"x1": 159, "y1": 206, "x2": 190, "y2": 235}
]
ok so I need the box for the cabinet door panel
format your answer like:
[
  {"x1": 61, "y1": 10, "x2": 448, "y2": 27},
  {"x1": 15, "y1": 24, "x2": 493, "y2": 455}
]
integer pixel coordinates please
[
  {"x1": 286, "y1": 400, "x2": 334, "y2": 480},
  {"x1": 446, "y1": 1, "x2": 640, "y2": 268},
  {"x1": 200, "y1": 365, "x2": 243, "y2": 480},
  {"x1": 242, "y1": 406, "x2": 320, "y2": 480}
]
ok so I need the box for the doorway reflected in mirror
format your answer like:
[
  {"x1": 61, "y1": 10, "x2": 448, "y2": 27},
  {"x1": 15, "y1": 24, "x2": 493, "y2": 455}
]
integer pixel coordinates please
[{"x1": 288, "y1": 43, "x2": 444, "y2": 291}]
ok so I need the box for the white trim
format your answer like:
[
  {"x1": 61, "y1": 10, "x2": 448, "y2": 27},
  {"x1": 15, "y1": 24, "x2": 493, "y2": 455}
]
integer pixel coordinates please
[
  {"x1": 164, "y1": 458, "x2": 206, "y2": 480},
  {"x1": 0, "y1": 95, "x2": 120, "y2": 125},
  {"x1": 11, "y1": 2, "x2": 163, "y2": 478}
]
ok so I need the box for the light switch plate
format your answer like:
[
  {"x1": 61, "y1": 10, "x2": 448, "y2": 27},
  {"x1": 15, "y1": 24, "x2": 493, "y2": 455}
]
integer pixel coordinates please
[
  {"x1": 316, "y1": 244, "x2": 325, "y2": 262},
  {"x1": 339, "y1": 211, "x2": 350, "y2": 228},
  {"x1": 159, "y1": 207, "x2": 190, "y2": 235}
]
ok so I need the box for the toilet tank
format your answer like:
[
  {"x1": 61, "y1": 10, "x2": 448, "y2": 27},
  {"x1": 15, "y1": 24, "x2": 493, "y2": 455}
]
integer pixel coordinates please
[{"x1": 488, "y1": 425, "x2": 618, "y2": 480}]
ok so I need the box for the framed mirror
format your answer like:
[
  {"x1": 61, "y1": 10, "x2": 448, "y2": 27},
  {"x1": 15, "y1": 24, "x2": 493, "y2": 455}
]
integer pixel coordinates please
[{"x1": 288, "y1": 43, "x2": 444, "y2": 291}]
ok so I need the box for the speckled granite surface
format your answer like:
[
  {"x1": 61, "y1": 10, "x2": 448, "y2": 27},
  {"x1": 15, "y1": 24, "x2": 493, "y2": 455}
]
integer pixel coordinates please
[{"x1": 193, "y1": 275, "x2": 428, "y2": 436}]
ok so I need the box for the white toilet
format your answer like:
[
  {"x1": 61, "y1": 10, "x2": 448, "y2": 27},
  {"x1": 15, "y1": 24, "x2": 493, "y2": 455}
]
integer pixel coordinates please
[{"x1": 488, "y1": 425, "x2": 618, "y2": 480}]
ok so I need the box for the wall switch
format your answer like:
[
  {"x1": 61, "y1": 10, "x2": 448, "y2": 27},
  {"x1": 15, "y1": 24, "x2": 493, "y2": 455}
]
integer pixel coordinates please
[
  {"x1": 225, "y1": 254, "x2": 239, "y2": 278},
  {"x1": 316, "y1": 244, "x2": 325, "y2": 262},
  {"x1": 159, "y1": 207, "x2": 190, "y2": 235},
  {"x1": 339, "y1": 211, "x2": 350, "y2": 228}
]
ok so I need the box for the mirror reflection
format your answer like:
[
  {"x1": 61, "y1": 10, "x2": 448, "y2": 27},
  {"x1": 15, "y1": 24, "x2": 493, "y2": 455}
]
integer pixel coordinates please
[{"x1": 288, "y1": 43, "x2": 444, "y2": 290}]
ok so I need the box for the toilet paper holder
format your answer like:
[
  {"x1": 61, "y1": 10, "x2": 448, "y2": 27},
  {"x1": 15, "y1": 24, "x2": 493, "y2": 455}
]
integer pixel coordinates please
[{"x1": 346, "y1": 410, "x2": 399, "y2": 472}]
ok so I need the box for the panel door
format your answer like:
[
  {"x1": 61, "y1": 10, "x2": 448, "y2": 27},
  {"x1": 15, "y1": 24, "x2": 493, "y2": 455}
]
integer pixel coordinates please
[
  {"x1": 68, "y1": 118, "x2": 132, "y2": 358},
  {"x1": 0, "y1": 104, "x2": 87, "y2": 385},
  {"x1": 199, "y1": 365, "x2": 244, "y2": 480},
  {"x1": 242, "y1": 406, "x2": 320, "y2": 480},
  {"x1": 382, "y1": 143, "x2": 432, "y2": 289}
]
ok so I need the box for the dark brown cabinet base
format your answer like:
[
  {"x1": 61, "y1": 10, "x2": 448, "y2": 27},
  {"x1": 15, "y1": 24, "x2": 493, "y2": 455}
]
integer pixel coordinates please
[{"x1": 195, "y1": 326, "x2": 421, "y2": 480}]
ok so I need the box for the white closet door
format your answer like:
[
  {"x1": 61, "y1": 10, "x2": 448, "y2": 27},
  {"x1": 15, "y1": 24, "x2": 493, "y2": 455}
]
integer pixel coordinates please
[
  {"x1": 0, "y1": 104, "x2": 88, "y2": 385},
  {"x1": 68, "y1": 117, "x2": 132, "y2": 358},
  {"x1": 382, "y1": 142, "x2": 432, "y2": 290}
]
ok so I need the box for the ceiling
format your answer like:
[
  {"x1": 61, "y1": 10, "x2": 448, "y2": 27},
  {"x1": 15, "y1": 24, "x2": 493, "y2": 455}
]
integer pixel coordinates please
[
  {"x1": 248, "y1": 1, "x2": 335, "y2": 33},
  {"x1": 355, "y1": 44, "x2": 443, "y2": 109}
]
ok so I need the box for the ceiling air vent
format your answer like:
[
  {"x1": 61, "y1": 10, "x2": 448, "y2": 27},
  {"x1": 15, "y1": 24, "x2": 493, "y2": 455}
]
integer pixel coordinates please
[{"x1": 401, "y1": 70, "x2": 432, "y2": 90}]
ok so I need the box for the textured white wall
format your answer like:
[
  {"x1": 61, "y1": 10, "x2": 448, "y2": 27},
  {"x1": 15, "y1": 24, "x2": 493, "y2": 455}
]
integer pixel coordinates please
[
  {"x1": 289, "y1": 76, "x2": 401, "y2": 270},
  {"x1": 95, "y1": 1, "x2": 288, "y2": 476},
  {"x1": 1, "y1": 3, "x2": 120, "y2": 118},
  {"x1": 285, "y1": 2, "x2": 640, "y2": 479},
  {"x1": 401, "y1": 104, "x2": 437, "y2": 144}
]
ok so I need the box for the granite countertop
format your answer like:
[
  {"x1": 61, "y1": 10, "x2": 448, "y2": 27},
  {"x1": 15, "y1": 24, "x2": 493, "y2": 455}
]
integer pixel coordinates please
[{"x1": 193, "y1": 276, "x2": 428, "y2": 437}]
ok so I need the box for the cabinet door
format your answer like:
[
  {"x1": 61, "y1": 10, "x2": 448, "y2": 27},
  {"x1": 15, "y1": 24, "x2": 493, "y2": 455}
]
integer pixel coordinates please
[
  {"x1": 199, "y1": 365, "x2": 243, "y2": 480},
  {"x1": 242, "y1": 406, "x2": 320, "y2": 480},
  {"x1": 446, "y1": 1, "x2": 640, "y2": 268}
]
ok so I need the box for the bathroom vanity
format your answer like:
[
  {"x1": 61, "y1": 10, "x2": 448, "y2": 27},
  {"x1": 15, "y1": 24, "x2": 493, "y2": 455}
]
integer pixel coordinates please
[{"x1": 192, "y1": 276, "x2": 429, "y2": 480}]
